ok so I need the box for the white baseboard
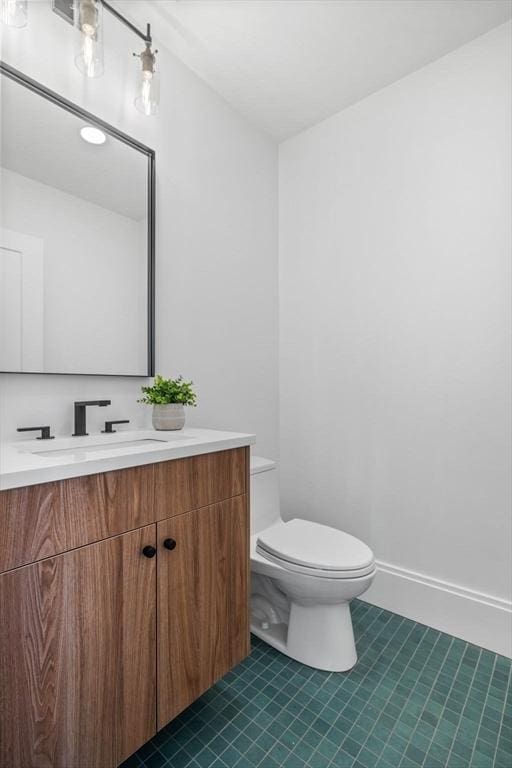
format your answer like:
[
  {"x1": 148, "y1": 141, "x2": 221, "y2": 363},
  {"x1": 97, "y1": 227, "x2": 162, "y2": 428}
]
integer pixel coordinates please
[{"x1": 361, "y1": 560, "x2": 512, "y2": 658}]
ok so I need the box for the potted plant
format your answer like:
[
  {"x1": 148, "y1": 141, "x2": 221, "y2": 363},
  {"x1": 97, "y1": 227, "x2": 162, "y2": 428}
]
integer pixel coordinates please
[{"x1": 139, "y1": 374, "x2": 197, "y2": 431}]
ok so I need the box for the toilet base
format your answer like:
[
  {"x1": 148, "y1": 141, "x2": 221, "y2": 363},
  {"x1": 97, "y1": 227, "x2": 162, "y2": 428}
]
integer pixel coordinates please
[{"x1": 251, "y1": 600, "x2": 357, "y2": 672}]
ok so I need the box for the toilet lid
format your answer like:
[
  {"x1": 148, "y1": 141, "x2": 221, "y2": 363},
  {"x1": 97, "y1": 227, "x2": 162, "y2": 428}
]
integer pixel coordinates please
[{"x1": 256, "y1": 519, "x2": 374, "y2": 573}]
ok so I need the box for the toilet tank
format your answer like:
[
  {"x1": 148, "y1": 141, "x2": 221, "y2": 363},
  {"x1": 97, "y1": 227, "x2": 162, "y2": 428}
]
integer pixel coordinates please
[{"x1": 250, "y1": 456, "x2": 280, "y2": 535}]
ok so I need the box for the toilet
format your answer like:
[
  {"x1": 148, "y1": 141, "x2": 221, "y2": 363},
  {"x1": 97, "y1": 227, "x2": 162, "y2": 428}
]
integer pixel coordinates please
[{"x1": 250, "y1": 456, "x2": 376, "y2": 672}]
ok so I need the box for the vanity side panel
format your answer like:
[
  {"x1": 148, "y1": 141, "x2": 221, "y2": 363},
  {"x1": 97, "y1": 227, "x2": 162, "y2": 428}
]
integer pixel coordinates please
[
  {"x1": 153, "y1": 447, "x2": 246, "y2": 520},
  {"x1": 0, "y1": 465, "x2": 154, "y2": 573},
  {"x1": 229, "y1": 483, "x2": 251, "y2": 668}
]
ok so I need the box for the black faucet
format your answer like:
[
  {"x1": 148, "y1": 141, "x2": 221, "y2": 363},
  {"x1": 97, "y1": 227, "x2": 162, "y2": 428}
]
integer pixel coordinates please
[{"x1": 72, "y1": 400, "x2": 111, "y2": 437}]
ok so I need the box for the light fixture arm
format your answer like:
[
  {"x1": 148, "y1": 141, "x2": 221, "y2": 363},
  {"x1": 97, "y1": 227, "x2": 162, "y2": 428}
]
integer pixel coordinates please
[{"x1": 101, "y1": 1, "x2": 151, "y2": 43}]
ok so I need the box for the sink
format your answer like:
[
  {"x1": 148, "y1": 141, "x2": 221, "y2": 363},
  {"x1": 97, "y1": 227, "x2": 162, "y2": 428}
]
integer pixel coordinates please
[
  {"x1": 35, "y1": 438, "x2": 169, "y2": 458},
  {"x1": 17, "y1": 431, "x2": 199, "y2": 463}
]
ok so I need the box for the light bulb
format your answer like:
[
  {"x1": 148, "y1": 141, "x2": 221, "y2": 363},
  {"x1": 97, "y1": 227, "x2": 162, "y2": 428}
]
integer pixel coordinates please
[
  {"x1": 1, "y1": 0, "x2": 28, "y2": 28},
  {"x1": 74, "y1": 0, "x2": 104, "y2": 78},
  {"x1": 136, "y1": 71, "x2": 159, "y2": 116},
  {"x1": 134, "y1": 42, "x2": 159, "y2": 117},
  {"x1": 81, "y1": 33, "x2": 96, "y2": 77},
  {"x1": 140, "y1": 72, "x2": 153, "y2": 115}
]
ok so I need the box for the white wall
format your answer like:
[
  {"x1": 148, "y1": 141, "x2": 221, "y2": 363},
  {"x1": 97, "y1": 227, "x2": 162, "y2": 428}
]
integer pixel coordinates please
[
  {"x1": 0, "y1": 1, "x2": 278, "y2": 454},
  {"x1": 279, "y1": 23, "x2": 511, "y2": 655}
]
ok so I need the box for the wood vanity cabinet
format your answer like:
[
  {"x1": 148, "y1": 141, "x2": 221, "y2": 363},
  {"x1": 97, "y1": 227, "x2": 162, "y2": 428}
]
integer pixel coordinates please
[{"x1": 0, "y1": 447, "x2": 250, "y2": 768}]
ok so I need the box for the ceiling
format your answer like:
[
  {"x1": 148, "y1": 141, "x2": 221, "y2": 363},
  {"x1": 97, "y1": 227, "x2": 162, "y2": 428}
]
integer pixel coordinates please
[{"x1": 114, "y1": 0, "x2": 512, "y2": 141}]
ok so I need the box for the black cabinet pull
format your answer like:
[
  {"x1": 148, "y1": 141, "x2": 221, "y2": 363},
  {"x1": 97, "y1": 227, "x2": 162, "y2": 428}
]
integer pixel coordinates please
[
  {"x1": 142, "y1": 545, "x2": 157, "y2": 558},
  {"x1": 163, "y1": 538, "x2": 177, "y2": 551}
]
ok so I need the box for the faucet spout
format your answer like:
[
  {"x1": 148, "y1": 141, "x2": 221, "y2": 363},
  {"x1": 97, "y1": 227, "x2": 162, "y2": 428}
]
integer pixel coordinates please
[{"x1": 73, "y1": 400, "x2": 112, "y2": 437}]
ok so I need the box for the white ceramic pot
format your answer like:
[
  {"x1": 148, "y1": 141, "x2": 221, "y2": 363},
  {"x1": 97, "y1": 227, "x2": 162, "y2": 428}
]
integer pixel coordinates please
[{"x1": 152, "y1": 403, "x2": 186, "y2": 431}]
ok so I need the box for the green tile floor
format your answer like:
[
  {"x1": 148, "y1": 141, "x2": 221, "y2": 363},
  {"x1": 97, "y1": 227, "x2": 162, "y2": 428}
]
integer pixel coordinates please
[{"x1": 121, "y1": 600, "x2": 511, "y2": 768}]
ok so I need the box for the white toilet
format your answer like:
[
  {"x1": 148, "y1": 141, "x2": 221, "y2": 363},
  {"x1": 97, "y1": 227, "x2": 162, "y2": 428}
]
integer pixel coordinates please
[{"x1": 250, "y1": 456, "x2": 376, "y2": 672}]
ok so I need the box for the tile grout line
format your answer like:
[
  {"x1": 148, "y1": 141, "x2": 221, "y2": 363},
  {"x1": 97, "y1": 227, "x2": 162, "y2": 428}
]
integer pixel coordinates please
[
  {"x1": 442, "y1": 645, "x2": 483, "y2": 767},
  {"x1": 465, "y1": 653, "x2": 497, "y2": 767},
  {"x1": 490, "y1": 660, "x2": 512, "y2": 767},
  {"x1": 415, "y1": 639, "x2": 473, "y2": 767},
  {"x1": 356, "y1": 624, "x2": 445, "y2": 766},
  {"x1": 405, "y1": 634, "x2": 455, "y2": 767},
  {"x1": 323, "y1": 615, "x2": 420, "y2": 766},
  {"x1": 332, "y1": 616, "x2": 440, "y2": 766},
  {"x1": 379, "y1": 628, "x2": 448, "y2": 768}
]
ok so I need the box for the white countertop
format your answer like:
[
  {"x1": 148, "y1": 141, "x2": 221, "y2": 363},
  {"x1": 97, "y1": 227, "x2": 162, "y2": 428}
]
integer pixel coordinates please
[{"x1": 0, "y1": 428, "x2": 256, "y2": 491}]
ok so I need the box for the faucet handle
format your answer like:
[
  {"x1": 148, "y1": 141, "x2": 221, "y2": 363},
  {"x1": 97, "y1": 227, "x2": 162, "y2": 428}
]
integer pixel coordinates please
[
  {"x1": 74, "y1": 400, "x2": 111, "y2": 407},
  {"x1": 101, "y1": 420, "x2": 130, "y2": 434},
  {"x1": 17, "y1": 426, "x2": 54, "y2": 440}
]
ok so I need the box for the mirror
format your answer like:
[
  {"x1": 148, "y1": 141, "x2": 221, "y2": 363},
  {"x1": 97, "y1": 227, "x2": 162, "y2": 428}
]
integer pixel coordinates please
[{"x1": 0, "y1": 63, "x2": 155, "y2": 376}]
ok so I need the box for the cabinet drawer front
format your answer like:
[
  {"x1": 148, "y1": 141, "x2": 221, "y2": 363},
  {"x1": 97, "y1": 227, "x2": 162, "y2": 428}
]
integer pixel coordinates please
[
  {"x1": 0, "y1": 465, "x2": 154, "y2": 573},
  {"x1": 154, "y1": 447, "x2": 247, "y2": 520},
  {"x1": 0, "y1": 448, "x2": 246, "y2": 573}
]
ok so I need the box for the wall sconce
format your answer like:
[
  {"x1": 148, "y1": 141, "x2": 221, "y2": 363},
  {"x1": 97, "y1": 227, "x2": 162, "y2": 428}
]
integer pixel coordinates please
[
  {"x1": 74, "y1": 0, "x2": 104, "y2": 78},
  {"x1": 101, "y1": 2, "x2": 159, "y2": 117},
  {"x1": 3, "y1": 0, "x2": 160, "y2": 117},
  {"x1": 0, "y1": 0, "x2": 28, "y2": 28},
  {"x1": 134, "y1": 39, "x2": 159, "y2": 116}
]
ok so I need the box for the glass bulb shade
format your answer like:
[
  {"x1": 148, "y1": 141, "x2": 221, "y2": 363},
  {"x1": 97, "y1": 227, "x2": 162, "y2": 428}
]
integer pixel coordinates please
[
  {"x1": 135, "y1": 68, "x2": 159, "y2": 117},
  {"x1": 74, "y1": 0, "x2": 104, "y2": 78},
  {"x1": 1, "y1": 0, "x2": 28, "y2": 27}
]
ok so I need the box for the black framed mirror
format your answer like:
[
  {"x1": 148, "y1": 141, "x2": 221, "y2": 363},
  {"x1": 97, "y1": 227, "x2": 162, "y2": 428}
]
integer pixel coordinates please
[{"x1": 0, "y1": 61, "x2": 155, "y2": 376}]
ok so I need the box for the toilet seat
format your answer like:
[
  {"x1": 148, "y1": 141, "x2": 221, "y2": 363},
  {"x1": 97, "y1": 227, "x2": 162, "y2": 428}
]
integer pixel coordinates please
[{"x1": 256, "y1": 519, "x2": 375, "y2": 580}]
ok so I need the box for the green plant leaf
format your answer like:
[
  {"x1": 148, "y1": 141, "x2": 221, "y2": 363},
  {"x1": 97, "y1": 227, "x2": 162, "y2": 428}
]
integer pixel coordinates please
[{"x1": 138, "y1": 374, "x2": 198, "y2": 406}]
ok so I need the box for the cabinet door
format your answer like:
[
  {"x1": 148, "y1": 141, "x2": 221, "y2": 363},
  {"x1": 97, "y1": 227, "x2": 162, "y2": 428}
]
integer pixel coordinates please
[
  {"x1": 0, "y1": 525, "x2": 157, "y2": 768},
  {"x1": 157, "y1": 495, "x2": 249, "y2": 728}
]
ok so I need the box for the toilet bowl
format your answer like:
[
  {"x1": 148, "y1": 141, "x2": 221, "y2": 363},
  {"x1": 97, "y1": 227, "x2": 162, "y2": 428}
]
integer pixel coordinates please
[{"x1": 250, "y1": 456, "x2": 376, "y2": 672}]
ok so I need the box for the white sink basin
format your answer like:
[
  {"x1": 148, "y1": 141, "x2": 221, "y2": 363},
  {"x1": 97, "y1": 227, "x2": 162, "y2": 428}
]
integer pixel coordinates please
[
  {"x1": 17, "y1": 431, "x2": 196, "y2": 462},
  {"x1": 35, "y1": 438, "x2": 168, "y2": 458}
]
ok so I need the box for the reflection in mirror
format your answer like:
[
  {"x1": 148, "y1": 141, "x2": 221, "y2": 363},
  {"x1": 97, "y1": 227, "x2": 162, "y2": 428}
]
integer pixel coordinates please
[{"x1": 0, "y1": 65, "x2": 154, "y2": 376}]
